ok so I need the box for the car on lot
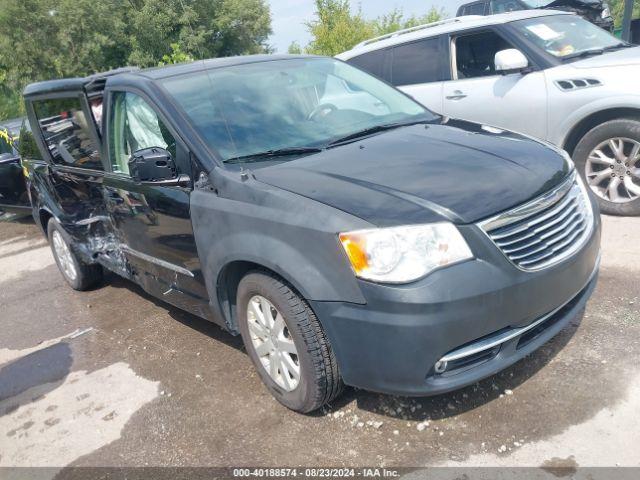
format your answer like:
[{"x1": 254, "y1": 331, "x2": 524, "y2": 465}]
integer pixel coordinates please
[
  {"x1": 457, "y1": 0, "x2": 614, "y2": 32},
  {"x1": 337, "y1": 11, "x2": 640, "y2": 216},
  {"x1": 21, "y1": 55, "x2": 600, "y2": 412},
  {"x1": 0, "y1": 118, "x2": 30, "y2": 215}
]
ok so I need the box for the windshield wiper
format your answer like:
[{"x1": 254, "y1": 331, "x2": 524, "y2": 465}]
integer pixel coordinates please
[
  {"x1": 562, "y1": 43, "x2": 634, "y2": 61},
  {"x1": 561, "y1": 48, "x2": 605, "y2": 61},
  {"x1": 224, "y1": 147, "x2": 322, "y2": 164},
  {"x1": 327, "y1": 120, "x2": 430, "y2": 147},
  {"x1": 603, "y1": 43, "x2": 634, "y2": 52}
]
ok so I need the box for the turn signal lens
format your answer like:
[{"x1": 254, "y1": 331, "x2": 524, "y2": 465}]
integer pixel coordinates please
[{"x1": 339, "y1": 234, "x2": 369, "y2": 273}]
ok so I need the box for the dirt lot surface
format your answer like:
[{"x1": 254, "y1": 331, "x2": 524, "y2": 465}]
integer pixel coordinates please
[{"x1": 1, "y1": 213, "x2": 639, "y2": 472}]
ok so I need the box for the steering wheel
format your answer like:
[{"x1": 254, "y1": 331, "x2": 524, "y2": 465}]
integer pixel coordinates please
[{"x1": 308, "y1": 103, "x2": 337, "y2": 121}]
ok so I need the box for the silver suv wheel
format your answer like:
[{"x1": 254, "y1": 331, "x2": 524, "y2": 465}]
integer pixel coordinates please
[{"x1": 586, "y1": 137, "x2": 640, "y2": 204}]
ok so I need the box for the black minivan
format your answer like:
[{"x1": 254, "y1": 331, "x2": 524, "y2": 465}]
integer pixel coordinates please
[{"x1": 21, "y1": 55, "x2": 600, "y2": 412}]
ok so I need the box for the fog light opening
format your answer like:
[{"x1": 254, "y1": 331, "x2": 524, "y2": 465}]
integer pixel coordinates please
[{"x1": 434, "y1": 360, "x2": 448, "y2": 374}]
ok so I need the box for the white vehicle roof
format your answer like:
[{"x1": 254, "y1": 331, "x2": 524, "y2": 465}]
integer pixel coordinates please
[{"x1": 337, "y1": 10, "x2": 574, "y2": 60}]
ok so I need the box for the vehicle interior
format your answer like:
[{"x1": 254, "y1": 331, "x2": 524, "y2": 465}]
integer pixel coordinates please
[
  {"x1": 455, "y1": 31, "x2": 516, "y2": 78},
  {"x1": 32, "y1": 98, "x2": 101, "y2": 169}
]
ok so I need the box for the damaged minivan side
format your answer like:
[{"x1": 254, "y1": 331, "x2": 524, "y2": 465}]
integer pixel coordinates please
[{"x1": 22, "y1": 56, "x2": 601, "y2": 413}]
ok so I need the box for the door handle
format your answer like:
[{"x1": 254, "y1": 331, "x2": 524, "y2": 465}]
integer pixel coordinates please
[{"x1": 446, "y1": 90, "x2": 468, "y2": 101}]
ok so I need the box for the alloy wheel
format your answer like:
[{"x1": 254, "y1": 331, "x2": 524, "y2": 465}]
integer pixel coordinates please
[
  {"x1": 585, "y1": 137, "x2": 640, "y2": 203},
  {"x1": 246, "y1": 295, "x2": 301, "y2": 392},
  {"x1": 52, "y1": 230, "x2": 78, "y2": 282}
]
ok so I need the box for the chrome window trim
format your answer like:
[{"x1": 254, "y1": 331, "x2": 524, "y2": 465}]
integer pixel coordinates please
[{"x1": 121, "y1": 245, "x2": 195, "y2": 278}]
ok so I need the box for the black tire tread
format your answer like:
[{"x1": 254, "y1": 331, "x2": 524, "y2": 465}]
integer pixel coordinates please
[{"x1": 241, "y1": 271, "x2": 343, "y2": 412}]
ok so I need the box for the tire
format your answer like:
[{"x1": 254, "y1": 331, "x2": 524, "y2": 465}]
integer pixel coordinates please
[
  {"x1": 237, "y1": 271, "x2": 343, "y2": 413},
  {"x1": 573, "y1": 118, "x2": 640, "y2": 216},
  {"x1": 48, "y1": 219, "x2": 103, "y2": 291}
]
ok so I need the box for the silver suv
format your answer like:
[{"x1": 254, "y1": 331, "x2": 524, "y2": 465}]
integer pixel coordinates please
[{"x1": 337, "y1": 10, "x2": 640, "y2": 216}]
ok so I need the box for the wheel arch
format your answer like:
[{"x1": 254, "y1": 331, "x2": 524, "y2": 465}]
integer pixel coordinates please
[
  {"x1": 38, "y1": 208, "x2": 54, "y2": 237},
  {"x1": 562, "y1": 107, "x2": 640, "y2": 156},
  {"x1": 215, "y1": 259, "x2": 315, "y2": 335}
]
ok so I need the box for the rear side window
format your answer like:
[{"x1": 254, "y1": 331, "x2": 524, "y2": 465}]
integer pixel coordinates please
[
  {"x1": 32, "y1": 97, "x2": 102, "y2": 170},
  {"x1": 347, "y1": 50, "x2": 390, "y2": 82},
  {"x1": 461, "y1": 2, "x2": 488, "y2": 15},
  {"x1": 490, "y1": 0, "x2": 526, "y2": 13},
  {"x1": 390, "y1": 38, "x2": 445, "y2": 86}
]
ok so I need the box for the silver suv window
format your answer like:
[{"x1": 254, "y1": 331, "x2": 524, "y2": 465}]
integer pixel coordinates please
[
  {"x1": 454, "y1": 30, "x2": 516, "y2": 79},
  {"x1": 390, "y1": 38, "x2": 447, "y2": 86}
]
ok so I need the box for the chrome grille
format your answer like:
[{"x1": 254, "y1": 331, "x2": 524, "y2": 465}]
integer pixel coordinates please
[{"x1": 479, "y1": 172, "x2": 594, "y2": 271}]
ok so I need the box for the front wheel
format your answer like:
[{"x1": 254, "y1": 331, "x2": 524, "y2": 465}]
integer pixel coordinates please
[
  {"x1": 237, "y1": 272, "x2": 343, "y2": 413},
  {"x1": 574, "y1": 118, "x2": 640, "y2": 216}
]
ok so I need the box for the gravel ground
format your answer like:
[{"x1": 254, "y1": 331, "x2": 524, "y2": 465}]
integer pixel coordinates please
[{"x1": 0, "y1": 213, "x2": 638, "y2": 472}]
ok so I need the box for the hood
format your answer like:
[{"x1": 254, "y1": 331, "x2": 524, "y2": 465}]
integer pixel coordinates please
[
  {"x1": 571, "y1": 46, "x2": 640, "y2": 69},
  {"x1": 252, "y1": 120, "x2": 569, "y2": 227}
]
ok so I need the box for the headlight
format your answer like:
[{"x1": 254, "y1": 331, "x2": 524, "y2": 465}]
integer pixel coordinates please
[
  {"x1": 602, "y1": 3, "x2": 611, "y2": 19},
  {"x1": 575, "y1": 171, "x2": 595, "y2": 223},
  {"x1": 339, "y1": 223, "x2": 473, "y2": 283},
  {"x1": 561, "y1": 149, "x2": 575, "y2": 172}
]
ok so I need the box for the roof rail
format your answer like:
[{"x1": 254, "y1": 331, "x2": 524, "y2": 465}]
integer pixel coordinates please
[{"x1": 353, "y1": 17, "x2": 470, "y2": 49}]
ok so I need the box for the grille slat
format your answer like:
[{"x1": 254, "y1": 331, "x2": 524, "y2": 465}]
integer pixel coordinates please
[
  {"x1": 491, "y1": 192, "x2": 575, "y2": 241},
  {"x1": 501, "y1": 203, "x2": 580, "y2": 255},
  {"x1": 480, "y1": 175, "x2": 593, "y2": 271},
  {"x1": 538, "y1": 209, "x2": 583, "y2": 241}
]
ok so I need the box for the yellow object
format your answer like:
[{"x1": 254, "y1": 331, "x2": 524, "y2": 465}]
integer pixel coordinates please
[
  {"x1": 339, "y1": 233, "x2": 369, "y2": 274},
  {"x1": 0, "y1": 128, "x2": 13, "y2": 146}
]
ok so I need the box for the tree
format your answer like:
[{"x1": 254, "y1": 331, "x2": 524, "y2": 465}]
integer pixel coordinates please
[
  {"x1": 372, "y1": 7, "x2": 444, "y2": 36},
  {"x1": 158, "y1": 43, "x2": 195, "y2": 66},
  {"x1": 0, "y1": 0, "x2": 273, "y2": 120},
  {"x1": 288, "y1": 41, "x2": 303, "y2": 54},
  {"x1": 299, "y1": 0, "x2": 445, "y2": 56},
  {"x1": 127, "y1": 0, "x2": 273, "y2": 67},
  {"x1": 304, "y1": 0, "x2": 375, "y2": 56},
  {"x1": 608, "y1": 0, "x2": 640, "y2": 28}
]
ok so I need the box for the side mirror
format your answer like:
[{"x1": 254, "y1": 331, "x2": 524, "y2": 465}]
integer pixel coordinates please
[
  {"x1": 495, "y1": 49, "x2": 529, "y2": 75},
  {"x1": 129, "y1": 147, "x2": 177, "y2": 183}
]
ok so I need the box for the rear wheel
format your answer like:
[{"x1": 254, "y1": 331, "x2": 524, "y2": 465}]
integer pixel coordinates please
[
  {"x1": 237, "y1": 272, "x2": 343, "y2": 413},
  {"x1": 574, "y1": 118, "x2": 640, "y2": 216},
  {"x1": 48, "y1": 219, "x2": 103, "y2": 291}
]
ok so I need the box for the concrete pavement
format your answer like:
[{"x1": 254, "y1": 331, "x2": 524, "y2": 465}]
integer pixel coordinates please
[{"x1": 0, "y1": 214, "x2": 638, "y2": 470}]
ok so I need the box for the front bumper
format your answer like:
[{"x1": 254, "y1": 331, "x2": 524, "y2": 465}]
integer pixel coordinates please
[{"x1": 311, "y1": 213, "x2": 601, "y2": 396}]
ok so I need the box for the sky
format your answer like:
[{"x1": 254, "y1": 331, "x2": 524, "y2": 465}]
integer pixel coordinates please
[{"x1": 268, "y1": 0, "x2": 469, "y2": 52}]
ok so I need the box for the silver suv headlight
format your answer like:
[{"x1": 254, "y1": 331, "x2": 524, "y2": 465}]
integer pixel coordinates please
[{"x1": 339, "y1": 223, "x2": 473, "y2": 283}]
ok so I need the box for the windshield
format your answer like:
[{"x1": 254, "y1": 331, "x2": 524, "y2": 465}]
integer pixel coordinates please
[
  {"x1": 161, "y1": 57, "x2": 434, "y2": 163},
  {"x1": 511, "y1": 15, "x2": 622, "y2": 59}
]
